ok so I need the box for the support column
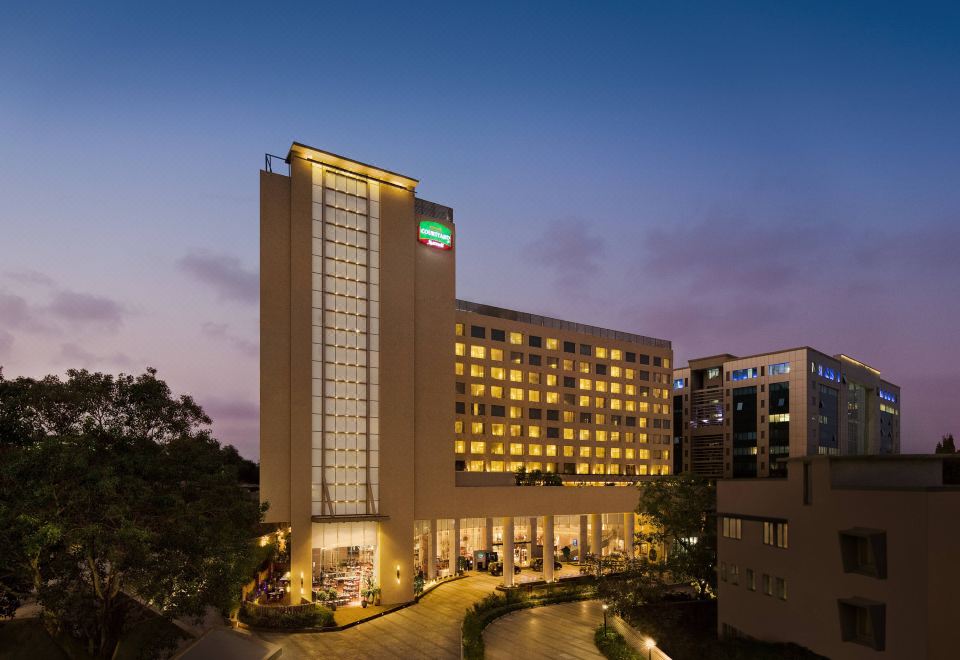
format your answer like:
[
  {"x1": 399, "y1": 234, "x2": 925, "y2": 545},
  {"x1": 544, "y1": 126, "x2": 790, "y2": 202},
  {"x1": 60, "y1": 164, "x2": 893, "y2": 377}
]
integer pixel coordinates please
[
  {"x1": 590, "y1": 513, "x2": 603, "y2": 558},
  {"x1": 543, "y1": 515, "x2": 555, "y2": 582},
  {"x1": 502, "y1": 516, "x2": 515, "y2": 587},
  {"x1": 578, "y1": 515, "x2": 588, "y2": 564},
  {"x1": 529, "y1": 516, "x2": 538, "y2": 561},
  {"x1": 624, "y1": 512, "x2": 636, "y2": 559},
  {"x1": 428, "y1": 519, "x2": 437, "y2": 580},
  {"x1": 485, "y1": 517, "x2": 494, "y2": 553},
  {"x1": 449, "y1": 518, "x2": 461, "y2": 576}
]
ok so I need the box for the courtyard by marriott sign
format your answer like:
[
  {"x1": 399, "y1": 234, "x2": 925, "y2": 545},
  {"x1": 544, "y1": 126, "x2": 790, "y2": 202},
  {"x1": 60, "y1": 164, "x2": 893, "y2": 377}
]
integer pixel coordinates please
[{"x1": 418, "y1": 220, "x2": 453, "y2": 250}]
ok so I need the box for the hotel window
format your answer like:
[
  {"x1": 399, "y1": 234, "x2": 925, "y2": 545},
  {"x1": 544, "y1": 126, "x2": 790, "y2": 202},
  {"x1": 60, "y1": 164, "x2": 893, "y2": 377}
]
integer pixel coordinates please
[
  {"x1": 547, "y1": 356, "x2": 559, "y2": 368},
  {"x1": 563, "y1": 410, "x2": 575, "y2": 422},
  {"x1": 626, "y1": 351, "x2": 636, "y2": 362},
  {"x1": 510, "y1": 351, "x2": 524, "y2": 364},
  {"x1": 625, "y1": 368, "x2": 635, "y2": 379},
  {"x1": 546, "y1": 374, "x2": 558, "y2": 387},
  {"x1": 455, "y1": 362, "x2": 464, "y2": 376},
  {"x1": 610, "y1": 447, "x2": 621, "y2": 458},
  {"x1": 635, "y1": 433, "x2": 646, "y2": 443},
  {"x1": 491, "y1": 328, "x2": 505, "y2": 342},
  {"x1": 470, "y1": 441, "x2": 486, "y2": 453},
  {"x1": 509, "y1": 424, "x2": 522, "y2": 437},
  {"x1": 563, "y1": 445, "x2": 574, "y2": 457},
  {"x1": 490, "y1": 348, "x2": 503, "y2": 361},
  {"x1": 775, "y1": 577, "x2": 787, "y2": 600},
  {"x1": 489, "y1": 460, "x2": 505, "y2": 472},
  {"x1": 455, "y1": 420, "x2": 464, "y2": 433},
  {"x1": 592, "y1": 463, "x2": 605, "y2": 474},
  {"x1": 595, "y1": 413, "x2": 606, "y2": 424},
  {"x1": 471, "y1": 384, "x2": 486, "y2": 397},
  {"x1": 490, "y1": 442, "x2": 504, "y2": 455},
  {"x1": 546, "y1": 444, "x2": 557, "y2": 456},
  {"x1": 839, "y1": 530, "x2": 887, "y2": 578},
  {"x1": 564, "y1": 341, "x2": 576, "y2": 353},
  {"x1": 529, "y1": 444, "x2": 542, "y2": 456},
  {"x1": 596, "y1": 380, "x2": 608, "y2": 392},
  {"x1": 838, "y1": 599, "x2": 886, "y2": 651},
  {"x1": 490, "y1": 386, "x2": 504, "y2": 399},
  {"x1": 527, "y1": 461, "x2": 542, "y2": 471},
  {"x1": 612, "y1": 431, "x2": 623, "y2": 442},
  {"x1": 509, "y1": 332, "x2": 523, "y2": 345},
  {"x1": 746, "y1": 568, "x2": 755, "y2": 591},
  {"x1": 579, "y1": 446, "x2": 591, "y2": 458},
  {"x1": 610, "y1": 381, "x2": 621, "y2": 394},
  {"x1": 509, "y1": 370, "x2": 523, "y2": 382},
  {"x1": 608, "y1": 463, "x2": 620, "y2": 474},
  {"x1": 577, "y1": 463, "x2": 589, "y2": 474},
  {"x1": 579, "y1": 362, "x2": 591, "y2": 374},
  {"x1": 528, "y1": 372, "x2": 541, "y2": 385},
  {"x1": 471, "y1": 421, "x2": 484, "y2": 435},
  {"x1": 595, "y1": 447, "x2": 606, "y2": 458},
  {"x1": 579, "y1": 429, "x2": 592, "y2": 441},
  {"x1": 509, "y1": 442, "x2": 524, "y2": 455},
  {"x1": 491, "y1": 424, "x2": 505, "y2": 436},
  {"x1": 625, "y1": 400, "x2": 636, "y2": 411},
  {"x1": 470, "y1": 364, "x2": 485, "y2": 378},
  {"x1": 596, "y1": 347, "x2": 608, "y2": 358},
  {"x1": 611, "y1": 366, "x2": 622, "y2": 378},
  {"x1": 528, "y1": 335, "x2": 542, "y2": 348},
  {"x1": 763, "y1": 522, "x2": 789, "y2": 548},
  {"x1": 611, "y1": 398, "x2": 622, "y2": 410},
  {"x1": 580, "y1": 344, "x2": 592, "y2": 356},
  {"x1": 509, "y1": 388, "x2": 523, "y2": 400},
  {"x1": 471, "y1": 403, "x2": 485, "y2": 416},
  {"x1": 596, "y1": 430, "x2": 607, "y2": 442},
  {"x1": 470, "y1": 325, "x2": 485, "y2": 338},
  {"x1": 762, "y1": 574, "x2": 772, "y2": 596},
  {"x1": 455, "y1": 323, "x2": 464, "y2": 336},
  {"x1": 510, "y1": 461, "x2": 524, "y2": 472},
  {"x1": 529, "y1": 425, "x2": 542, "y2": 438},
  {"x1": 611, "y1": 349, "x2": 622, "y2": 360},
  {"x1": 722, "y1": 517, "x2": 742, "y2": 539},
  {"x1": 490, "y1": 367, "x2": 505, "y2": 380},
  {"x1": 528, "y1": 390, "x2": 541, "y2": 402},
  {"x1": 454, "y1": 440, "x2": 465, "y2": 453},
  {"x1": 509, "y1": 406, "x2": 522, "y2": 418},
  {"x1": 469, "y1": 460, "x2": 485, "y2": 472},
  {"x1": 638, "y1": 449, "x2": 650, "y2": 459},
  {"x1": 579, "y1": 378, "x2": 593, "y2": 390},
  {"x1": 455, "y1": 342, "x2": 465, "y2": 356},
  {"x1": 546, "y1": 337, "x2": 559, "y2": 350},
  {"x1": 563, "y1": 428, "x2": 574, "y2": 440},
  {"x1": 470, "y1": 345, "x2": 486, "y2": 359},
  {"x1": 625, "y1": 384, "x2": 635, "y2": 395}
]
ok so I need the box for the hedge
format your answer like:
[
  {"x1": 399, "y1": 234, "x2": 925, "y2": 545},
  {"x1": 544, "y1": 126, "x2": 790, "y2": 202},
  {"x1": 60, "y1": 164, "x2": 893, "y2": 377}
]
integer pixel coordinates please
[
  {"x1": 595, "y1": 625, "x2": 641, "y2": 660},
  {"x1": 239, "y1": 601, "x2": 335, "y2": 629}
]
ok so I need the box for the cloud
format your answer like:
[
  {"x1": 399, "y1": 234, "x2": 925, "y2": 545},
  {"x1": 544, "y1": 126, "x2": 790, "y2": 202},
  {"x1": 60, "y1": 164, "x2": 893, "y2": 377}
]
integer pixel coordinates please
[
  {"x1": 0, "y1": 329, "x2": 13, "y2": 358},
  {"x1": 3, "y1": 269, "x2": 55, "y2": 287},
  {"x1": 203, "y1": 397, "x2": 259, "y2": 424},
  {"x1": 57, "y1": 342, "x2": 135, "y2": 368},
  {"x1": 525, "y1": 219, "x2": 607, "y2": 290},
  {"x1": 0, "y1": 292, "x2": 48, "y2": 331},
  {"x1": 201, "y1": 322, "x2": 258, "y2": 358},
  {"x1": 47, "y1": 291, "x2": 128, "y2": 329},
  {"x1": 178, "y1": 251, "x2": 258, "y2": 304}
]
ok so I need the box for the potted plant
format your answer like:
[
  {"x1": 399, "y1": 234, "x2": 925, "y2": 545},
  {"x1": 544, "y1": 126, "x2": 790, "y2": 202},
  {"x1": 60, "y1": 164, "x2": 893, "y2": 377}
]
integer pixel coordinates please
[{"x1": 361, "y1": 576, "x2": 381, "y2": 608}]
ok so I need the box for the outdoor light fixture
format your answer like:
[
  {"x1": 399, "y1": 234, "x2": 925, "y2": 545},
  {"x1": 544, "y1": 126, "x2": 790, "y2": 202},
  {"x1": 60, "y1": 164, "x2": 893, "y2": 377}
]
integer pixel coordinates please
[
  {"x1": 602, "y1": 603, "x2": 609, "y2": 634},
  {"x1": 396, "y1": 565, "x2": 401, "y2": 583},
  {"x1": 645, "y1": 638, "x2": 656, "y2": 660}
]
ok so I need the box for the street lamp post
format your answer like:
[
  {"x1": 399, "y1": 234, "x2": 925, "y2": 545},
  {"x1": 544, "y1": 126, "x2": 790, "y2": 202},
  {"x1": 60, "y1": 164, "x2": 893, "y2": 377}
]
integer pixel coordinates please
[
  {"x1": 602, "y1": 603, "x2": 608, "y2": 634},
  {"x1": 645, "y1": 637, "x2": 657, "y2": 660}
]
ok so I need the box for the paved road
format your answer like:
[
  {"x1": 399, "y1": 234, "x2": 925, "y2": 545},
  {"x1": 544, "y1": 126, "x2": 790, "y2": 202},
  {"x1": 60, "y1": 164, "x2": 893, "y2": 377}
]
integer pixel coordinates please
[
  {"x1": 258, "y1": 574, "x2": 501, "y2": 659},
  {"x1": 484, "y1": 600, "x2": 606, "y2": 660}
]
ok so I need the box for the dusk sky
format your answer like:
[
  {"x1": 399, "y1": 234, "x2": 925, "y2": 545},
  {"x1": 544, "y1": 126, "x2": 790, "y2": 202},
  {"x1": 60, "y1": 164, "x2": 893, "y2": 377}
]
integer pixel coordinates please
[{"x1": 2, "y1": 2, "x2": 958, "y2": 459}]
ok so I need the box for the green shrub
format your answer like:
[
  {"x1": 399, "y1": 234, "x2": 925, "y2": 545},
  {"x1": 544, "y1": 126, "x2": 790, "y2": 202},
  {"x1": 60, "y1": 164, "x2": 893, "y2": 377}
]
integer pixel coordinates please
[
  {"x1": 595, "y1": 625, "x2": 641, "y2": 660},
  {"x1": 239, "y1": 602, "x2": 334, "y2": 629}
]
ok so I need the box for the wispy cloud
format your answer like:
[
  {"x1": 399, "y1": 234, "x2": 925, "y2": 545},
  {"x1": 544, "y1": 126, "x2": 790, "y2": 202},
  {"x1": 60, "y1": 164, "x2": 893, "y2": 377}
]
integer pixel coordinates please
[
  {"x1": 525, "y1": 219, "x2": 607, "y2": 290},
  {"x1": 0, "y1": 291, "x2": 50, "y2": 331},
  {"x1": 48, "y1": 291, "x2": 128, "y2": 329},
  {"x1": 0, "y1": 329, "x2": 13, "y2": 358},
  {"x1": 201, "y1": 322, "x2": 258, "y2": 358},
  {"x1": 178, "y1": 251, "x2": 258, "y2": 304},
  {"x1": 3, "y1": 269, "x2": 56, "y2": 287}
]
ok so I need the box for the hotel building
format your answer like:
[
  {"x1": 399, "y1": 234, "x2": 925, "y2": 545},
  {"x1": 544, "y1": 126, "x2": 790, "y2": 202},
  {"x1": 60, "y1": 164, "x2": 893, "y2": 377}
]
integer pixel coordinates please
[
  {"x1": 672, "y1": 349, "x2": 900, "y2": 479},
  {"x1": 260, "y1": 143, "x2": 673, "y2": 605},
  {"x1": 717, "y1": 455, "x2": 960, "y2": 659}
]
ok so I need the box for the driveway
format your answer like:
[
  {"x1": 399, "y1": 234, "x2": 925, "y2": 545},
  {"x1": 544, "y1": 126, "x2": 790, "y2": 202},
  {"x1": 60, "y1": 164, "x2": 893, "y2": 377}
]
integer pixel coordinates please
[
  {"x1": 257, "y1": 573, "x2": 501, "y2": 659},
  {"x1": 484, "y1": 600, "x2": 606, "y2": 660}
]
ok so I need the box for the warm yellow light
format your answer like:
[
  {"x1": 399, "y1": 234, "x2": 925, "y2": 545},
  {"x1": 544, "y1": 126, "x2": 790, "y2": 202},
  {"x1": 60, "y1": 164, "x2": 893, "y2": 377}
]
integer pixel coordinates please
[
  {"x1": 602, "y1": 604, "x2": 609, "y2": 611},
  {"x1": 645, "y1": 638, "x2": 656, "y2": 649}
]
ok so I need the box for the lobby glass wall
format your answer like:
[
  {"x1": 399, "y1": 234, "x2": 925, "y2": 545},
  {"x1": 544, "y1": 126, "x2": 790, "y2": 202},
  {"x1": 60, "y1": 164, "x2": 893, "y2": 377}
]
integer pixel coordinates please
[{"x1": 311, "y1": 521, "x2": 377, "y2": 607}]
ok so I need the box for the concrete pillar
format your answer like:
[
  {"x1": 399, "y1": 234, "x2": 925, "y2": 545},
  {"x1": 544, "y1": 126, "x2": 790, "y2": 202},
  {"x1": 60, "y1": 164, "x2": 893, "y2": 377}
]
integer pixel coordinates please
[
  {"x1": 502, "y1": 516, "x2": 515, "y2": 587},
  {"x1": 529, "y1": 516, "x2": 538, "y2": 562},
  {"x1": 485, "y1": 517, "x2": 494, "y2": 553},
  {"x1": 578, "y1": 515, "x2": 588, "y2": 563},
  {"x1": 427, "y1": 519, "x2": 437, "y2": 580},
  {"x1": 543, "y1": 515, "x2": 555, "y2": 582},
  {"x1": 590, "y1": 513, "x2": 603, "y2": 558},
  {"x1": 449, "y1": 518, "x2": 461, "y2": 576},
  {"x1": 624, "y1": 512, "x2": 636, "y2": 559},
  {"x1": 289, "y1": 521, "x2": 312, "y2": 604}
]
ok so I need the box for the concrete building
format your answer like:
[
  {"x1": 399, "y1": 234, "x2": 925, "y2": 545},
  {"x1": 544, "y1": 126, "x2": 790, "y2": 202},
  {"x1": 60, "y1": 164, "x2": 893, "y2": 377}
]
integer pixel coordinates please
[
  {"x1": 260, "y1": 143, "x2": 673, "y2": 606},
  {"x1": 672, "y1": 349, "x2": 900, "y2": 479},
  {"x1": 717, "y1": 454, "x2": 960, "y2": 659}
]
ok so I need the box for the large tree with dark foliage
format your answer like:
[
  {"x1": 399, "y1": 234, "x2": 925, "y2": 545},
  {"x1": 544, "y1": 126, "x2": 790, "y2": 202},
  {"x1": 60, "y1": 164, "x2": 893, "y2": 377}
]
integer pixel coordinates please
[
  {"x1": 935, "y1": 434, "x2": 957, "y2": 454},
  {"x1": 0, "y1": 368, "x2": 265, "y2": 658},
  {"x1": 636, "y1": 474, "x2": 717, "y2": 598}
]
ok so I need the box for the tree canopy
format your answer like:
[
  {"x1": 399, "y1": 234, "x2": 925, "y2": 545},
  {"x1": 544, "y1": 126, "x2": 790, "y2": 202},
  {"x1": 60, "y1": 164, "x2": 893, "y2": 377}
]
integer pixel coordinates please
[
  {"x1": 935, "y1": 434, "x2": 957, "y2": 454},
  {"x1": 0, "y1": 368, "x2": 265, "y2": 658},
  {"x1": 636, "y1": 474, "x2": 717, "y2": 598}
]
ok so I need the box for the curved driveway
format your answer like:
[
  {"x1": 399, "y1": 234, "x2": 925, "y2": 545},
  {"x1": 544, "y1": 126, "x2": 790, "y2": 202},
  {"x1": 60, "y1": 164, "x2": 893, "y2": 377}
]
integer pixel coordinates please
[
  {"x1": 483, "y1": 600, "x2": 605, "y2": 660},
  {"x1": 257, "y1": 574, "x2": 500, "y2": 659}
]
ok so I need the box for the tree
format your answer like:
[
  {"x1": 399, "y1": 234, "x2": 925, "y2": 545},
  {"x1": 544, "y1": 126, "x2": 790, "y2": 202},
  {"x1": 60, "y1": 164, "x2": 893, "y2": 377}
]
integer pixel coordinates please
[
  {"x1": 636, "y1": 474, "x2": 716, "y2": 598},
  {"x1": 0, "y1": 368, "x2": 265, "y2": 658},
  {"x1": 935, "y1": 434, "x2": 956, "y2": 454}
]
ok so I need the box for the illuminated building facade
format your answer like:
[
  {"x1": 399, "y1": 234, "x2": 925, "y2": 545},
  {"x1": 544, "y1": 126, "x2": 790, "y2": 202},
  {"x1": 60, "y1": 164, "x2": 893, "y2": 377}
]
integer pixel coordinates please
[
  {"x1": 260, "y1": 143, "x2": 673, "y2": 605},
  {"x1": 673, "y1": 349, "x2": 900, "y2": 479}
]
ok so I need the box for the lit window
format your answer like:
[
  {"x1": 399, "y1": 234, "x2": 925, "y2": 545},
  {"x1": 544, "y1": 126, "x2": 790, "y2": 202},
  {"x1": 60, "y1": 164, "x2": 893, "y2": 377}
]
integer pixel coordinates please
[
  {"x1": 491, "y1": 367, "x2": 505, "y2": 380},
  {"x1": 625, "y1": 384, "x2": 636, "y2": 395},
  {"x1": 490, "y1": 386, "x2": 503, "y2": 399},
  {"x1": 592, "y1": 463, "x2": 605, "y2": 474},
  {"x1": 510, "y1": 461, "x2": 524, "y2": 472},
  {"x1": 470, "y1": 441, "x2": 486, "y2": 453},
  {"x1": 563, "y1": 359, "x2": 575, "y2": 371},
  {"x1": 563, "y1": 428, "x2": 574, "y2": 440},
  {"x1": 455, "y1": 323, "x2": 464, "y2": 336},
  {"x1": 579, "y1": 429, "x2": 591, "y2": 441},
  {"x1": 636, "y1": 433, "x2": 647, "y2": 443},
  {"x1": 510, "y1": 442, "x2": 524, "y2": 455},
  {"x1": 638, "y1": 401, "x2": 649, "y2": 412},
  {"x1": 595, "y1": 413, "x2": 606, "y2": 424},
  {"x1": 596, "y1": 347, "x2": 608, "y2": 358},
  {"x1": 528, "y1": 372, "x2": 541, "y2": 385},
  {"x1": 471, "y1": 422, "x2": 484, "y2": 434},
  {"x1": 509, "y1": 406, "x2": 522, "y2": 418},
  {"x1": 608, "y1": 463, "x2": 620, "y2": 474},
  {"x1": 527, "y1": 461, "x2": 542, "y2": 471},
  {"x1": 546, "y1": 338, "x2": 559, "y2": 350},
  {"x1": 509, "y1": 332, "x2": 523, "y2": 345},
  {"x1": 546, "y1": 374, "x2": 558, "y2": 386},
  {"x1": 490, "y1": 348, "x2": 503, "y2": 361},
  {"x1": 579, "y1": 395, "x2": 591, "y2": 406},
  {"x1": 510, "y1": 424, "x2": 522, "y2": 437},
  {"x1": 491, "y1": 424, "x2": 505, "y2": 436},
  {"x1": 769, "y1": 413, "x2": 790, "y2": 423},
  {"x1": 577, "y1": 463, "x2": 589, "y2": 474},
  {"x1": 545, "y1": 444, "x2": 557, "y2": 456},
  {"x1": 769, "y1": 362, "x2": 790, "y2": 376},
  {"x1": 528, "y1": 390, "x2": 541, "y2": 402},
  {"x1": 638, "y1": 417, "x2": 648, "y2": 428},
  {"x1": 469, "y1": 460, "x2": 485, "y2": 472},
  {"x1": 470, "y1": 345, "x2": 486, "y2": 359},
  {"x1": 510, "y1": 370, "x2": 523, "y2": 382},
  {"x1": 529, "y1": 444, "x2": 542, "y2": 456},
  {"x1": 579, "y1": 446, "x2": 591, "y2": 458},
  {"x1": 595, "y1": 380, "x2": 607, "y2": 392},
  {"x1": 611, "y1": 398, "x2": 622, "y2": 410},
  {"x1": 731, "y1": 367, "x2": 758, "y2": 381},
  {"x1": 455, "y1": 342, "x2": 465, "y2": 356},
  {"x1": 455, "y1": 420, "x2": 464, "y2": 433},
  {"x1": 611, "y1": 349, "x2": 622, "y2": 361},
  {"x1": 528, "y1": 425, "x2": 542, "y2": 438},
  {"x1": 490, "y1": 442, "x2": 504, "y2": 455},
  {"x1": 596, "y1": 430, "x2": 607, "y2": 442},
  {"x1": 611, "y1": 366, "x2": 622, "y2": 378},
  {"x1": 611, "y1": 447, "x2": 621, "y2": 458},
  {"x1": 610, "y1": 382, "x2": 622, "y2": 394},
  {"x1": 455, "y1": 362, "x2": 464, "y2": 375},
  {"x1": 510, "y1": 388, "x2": 524, "y2": 400},
  {"x1": 563, "y1": 446, "x2": 574, "y2": 457},
  {"x1": 489, "y1": 460, "x2": 505, "y2": 472},
  {"x1": 624, "y1": 448, "x2": 635, "y2": 459},
  {"x1": 596, "y1": 447, "x2": 606, "y2": 458},
  {"x1": 663, "y1": 358, "x2": 670, "y2": 368},
  {"x1": 471, "y1": 384, "x2": 485, "y2": 397},
  {"x1": 546, "y1": 392, "x2": 559, "y2": 404},
  {"x1": 625, "y1": 400, "x2": 636, "y2": 411},
  {"x1": 579, "y1": 379, "x2": 592, "y2": 390},
  {"x1": 638, "y1": 449, "x2": 650, "y2": 459},
  {"x1": 454, "y1": 440, "x2": 465, "y2": 453},
  {"x1": 563, "y1": 411, "x2": 575, "y2": 423},
  {"x1": 470, "y1": 364, "x2": 485, "y2": 378},
  {"x1": 579, "y1": 362, "x2": 591, "y2": 374}
]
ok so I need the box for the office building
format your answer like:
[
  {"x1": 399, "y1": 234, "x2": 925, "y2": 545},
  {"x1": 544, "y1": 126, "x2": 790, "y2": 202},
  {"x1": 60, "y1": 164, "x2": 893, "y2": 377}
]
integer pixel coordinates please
[
  {"x1": 260, "y1": 143, "x2": 673, "y2": 606},
  {"x1": 672, "y1": 349, "x2": 900, "y2": 479},
  {"x1": 717, "y1": 455, "x2": 960, "y2": 659}
]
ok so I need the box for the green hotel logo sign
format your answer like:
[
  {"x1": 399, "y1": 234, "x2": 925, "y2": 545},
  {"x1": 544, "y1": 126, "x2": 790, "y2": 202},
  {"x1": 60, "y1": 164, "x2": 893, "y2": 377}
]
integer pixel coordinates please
[{"x1": 418, "y1": 220, "x2": 453, "y2": 250}]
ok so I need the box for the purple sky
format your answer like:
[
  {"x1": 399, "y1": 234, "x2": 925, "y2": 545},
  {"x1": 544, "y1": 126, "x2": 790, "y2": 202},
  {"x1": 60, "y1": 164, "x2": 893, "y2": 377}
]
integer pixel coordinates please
[{"x1": 2, "y1": 2, "x2": 958, "y2": 459}]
